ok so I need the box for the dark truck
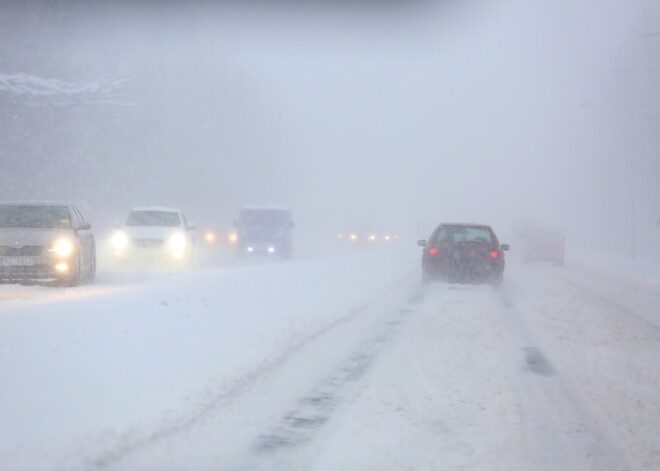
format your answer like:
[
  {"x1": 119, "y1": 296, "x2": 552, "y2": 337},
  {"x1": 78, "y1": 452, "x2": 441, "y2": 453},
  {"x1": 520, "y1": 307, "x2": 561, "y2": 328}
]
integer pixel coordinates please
[{"x1": 234, "y1": 206, "x2": 294, "y2": 259}]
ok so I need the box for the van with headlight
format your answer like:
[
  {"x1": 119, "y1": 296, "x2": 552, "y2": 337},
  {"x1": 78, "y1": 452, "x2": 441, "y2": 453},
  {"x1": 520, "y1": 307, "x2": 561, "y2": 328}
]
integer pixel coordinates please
[
  {"x1": 111, "y1": 207, "x2": 195, "y2": 265},
  {"x1": 234, "y1": 206, "x2": 294, "y2": 259},
  {"x1": 0, "y1": 201, "x2": 96, "y2": 286}
]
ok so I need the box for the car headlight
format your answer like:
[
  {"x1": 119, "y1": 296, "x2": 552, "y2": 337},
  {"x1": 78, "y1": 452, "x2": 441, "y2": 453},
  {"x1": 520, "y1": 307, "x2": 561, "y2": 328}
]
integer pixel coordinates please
[
  {"x1": 111, "y1": 231, "x2": 129, "y2": 249},
  {"x1": 169, "y1": 233, "x2": 187, "y2": 251},
  {"x1": 51, "y1": 238, "x2": 74, "y2": 256}
]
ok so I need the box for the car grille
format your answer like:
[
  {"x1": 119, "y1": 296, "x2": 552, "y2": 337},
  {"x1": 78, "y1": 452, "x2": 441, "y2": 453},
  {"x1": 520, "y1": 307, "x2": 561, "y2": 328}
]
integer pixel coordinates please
[
  {"x1": 0, "y1": 245, "x2": 45, "y2": 256},
  {"x1": 132, "y1": 239, "x2": 165, "y2": 248},
  {"x1": 0, "y1": 265, "x2": 55, "y2": 280}
]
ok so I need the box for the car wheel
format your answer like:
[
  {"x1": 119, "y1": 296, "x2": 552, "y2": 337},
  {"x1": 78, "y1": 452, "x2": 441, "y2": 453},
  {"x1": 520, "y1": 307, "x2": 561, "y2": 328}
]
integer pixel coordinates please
[
  {"x1": 491, "y1": 273, "x2": 503, "y2": 288},
  {"x1": 86, "y1": 253, "x2": 96, "y2": 283},
  {"x1": 422, "y1": 270, "x2": 433, "y2": 284},
  {"x1": 61, "y1": 256, "x2": 81, "y2": 287}
]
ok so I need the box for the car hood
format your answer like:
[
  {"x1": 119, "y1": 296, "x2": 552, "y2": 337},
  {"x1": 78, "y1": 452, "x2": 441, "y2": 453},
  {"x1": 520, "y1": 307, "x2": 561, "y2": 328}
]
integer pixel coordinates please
[
  {"x1": 0, "y1": 227, "x2": 73, "y2": 247},
  {"x1": 120, "y1": 226, "x2": 184, "y2": 241}
]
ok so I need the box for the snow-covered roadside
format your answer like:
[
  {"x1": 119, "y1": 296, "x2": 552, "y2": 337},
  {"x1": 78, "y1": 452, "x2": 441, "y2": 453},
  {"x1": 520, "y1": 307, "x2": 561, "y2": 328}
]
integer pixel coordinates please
[
  {"x1": 0, "y1": 248, "x2": 417, "y2": 471},
  {"x1": 506, "y1": 262, "x2": 660, "y2": 471}
]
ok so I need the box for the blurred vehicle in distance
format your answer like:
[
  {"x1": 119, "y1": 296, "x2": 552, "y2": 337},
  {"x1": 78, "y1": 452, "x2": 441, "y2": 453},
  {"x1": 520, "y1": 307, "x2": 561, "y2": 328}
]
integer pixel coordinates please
[
  {"x1": 234, "y1": 206, "x2": 294, "y2": 259},
  {"x1": 111, "y1": 207, "x2": 195, "y2": 266},
  {"x1": 418, "y1": 223, "x2": 509, "y2": 286},
  {"x1": 520, "y1": 225, "x2": 565, "y2": 266},
  {"x1": 0, "y1": 201, "x2": 96, "y2": 286},
  {"x1": 336, "y1": 230, "x2": 399, "y2": 246},
  {"x1": 199, "y1": 224, "x2": 238, "y2": 248}
]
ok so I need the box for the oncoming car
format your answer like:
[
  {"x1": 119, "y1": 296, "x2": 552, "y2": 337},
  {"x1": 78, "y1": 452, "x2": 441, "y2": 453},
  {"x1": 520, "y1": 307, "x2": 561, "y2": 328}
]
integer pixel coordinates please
[
  {"x1": 337, "y1": 231, "x2": 399, "y2": 245},
  {"x1": 111, "y1": 207, "x2": 195, "y2": 265},
  {"x1": 234, "y1": 206, "x2": 294, "y2": 259},
  {"x1": 0, "y1": 201, "x2": 96, "y2": 286},
  {"x1": 418, "y1": 223, "x2": 509, "y2": 285}
]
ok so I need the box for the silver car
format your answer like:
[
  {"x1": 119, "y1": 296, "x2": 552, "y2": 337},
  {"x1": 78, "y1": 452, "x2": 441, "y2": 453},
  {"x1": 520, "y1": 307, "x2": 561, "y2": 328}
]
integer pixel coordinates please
[{"x1": 0, "y1": 201, "x2": 96, "y2": 286}]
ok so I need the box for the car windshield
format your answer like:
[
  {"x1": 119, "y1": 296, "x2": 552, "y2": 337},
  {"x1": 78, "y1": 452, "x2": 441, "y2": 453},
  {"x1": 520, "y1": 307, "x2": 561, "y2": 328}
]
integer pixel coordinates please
[
  {"x1": 435, "y1": 225, "x2": 493, "y2": 244},
  {"x1": 240, "y1": 209, "x2": 290, "y2": 226},
  {"x1": 125, "y1": 211, "x2": 181, "y2": 227},
  {"x1": 0, "y1": 205, "x2": 72, "y2": 229}
]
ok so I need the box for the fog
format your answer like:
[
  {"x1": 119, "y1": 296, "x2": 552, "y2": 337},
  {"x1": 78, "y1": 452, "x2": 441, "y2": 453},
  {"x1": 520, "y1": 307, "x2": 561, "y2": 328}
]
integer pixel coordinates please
[{"x1": 1, "y1": 0, "x2": 658, "y2": 259}]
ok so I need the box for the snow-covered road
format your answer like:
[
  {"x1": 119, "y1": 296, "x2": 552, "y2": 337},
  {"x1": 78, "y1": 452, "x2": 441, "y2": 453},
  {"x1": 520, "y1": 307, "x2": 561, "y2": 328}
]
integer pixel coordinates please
[{"x1": 0, "y1": 249, "x2": 658, "y2": 470}]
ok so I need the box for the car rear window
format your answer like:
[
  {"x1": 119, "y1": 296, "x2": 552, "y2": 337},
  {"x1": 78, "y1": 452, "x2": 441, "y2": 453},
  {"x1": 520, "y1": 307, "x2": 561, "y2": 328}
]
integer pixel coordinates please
[
  {"x1": 0, "y1": 205, "x2": 72, "y2": 228},
  {"x1": 434, "y1": 225, "x2": 493, "y2": 243},
  {"x1": 125, "y1": 211, "x2": 181, "y2": 227}
]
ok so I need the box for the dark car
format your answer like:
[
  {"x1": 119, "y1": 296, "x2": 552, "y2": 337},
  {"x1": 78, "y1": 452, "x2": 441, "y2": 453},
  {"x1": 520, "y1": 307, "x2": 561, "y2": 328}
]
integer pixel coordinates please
[
  {"x1": 234, "y1": 206, "x2": 294, "y2": 259},
  {"x1": 0, "y1": 201, "x2": 96, "y2": 286},
  {"x1": 417, "y1": 223, "x2": 509, "y2": 285}
]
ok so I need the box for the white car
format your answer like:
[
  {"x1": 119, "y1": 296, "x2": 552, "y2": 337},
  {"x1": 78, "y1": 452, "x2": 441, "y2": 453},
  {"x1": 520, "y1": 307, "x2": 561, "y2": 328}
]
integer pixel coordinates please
[{"x1": 111, "y1": 207, "x2": 195, "y2": 265}]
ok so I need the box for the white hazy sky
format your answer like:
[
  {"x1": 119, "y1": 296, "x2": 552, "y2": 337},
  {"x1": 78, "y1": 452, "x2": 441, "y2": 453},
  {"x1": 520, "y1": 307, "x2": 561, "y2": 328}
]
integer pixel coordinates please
[{"x1": 1, "y1": 0, "x2": 658, "y2": 253}]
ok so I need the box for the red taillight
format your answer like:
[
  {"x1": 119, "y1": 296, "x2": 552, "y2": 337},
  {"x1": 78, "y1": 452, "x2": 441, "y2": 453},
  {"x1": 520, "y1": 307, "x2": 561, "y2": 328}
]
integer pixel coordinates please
[
  {"x1": 429, "y1": 248, "x2": 438, "y2": 255},
  {"x1": 490, "y1": 251, "x2": 498, "y2": 258}
]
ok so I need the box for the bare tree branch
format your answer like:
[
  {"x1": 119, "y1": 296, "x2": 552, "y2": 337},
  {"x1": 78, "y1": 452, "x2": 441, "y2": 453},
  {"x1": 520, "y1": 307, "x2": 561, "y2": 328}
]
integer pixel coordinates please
[{"x1": 0, "y1": 73, "x2": 133, "y2": 108}]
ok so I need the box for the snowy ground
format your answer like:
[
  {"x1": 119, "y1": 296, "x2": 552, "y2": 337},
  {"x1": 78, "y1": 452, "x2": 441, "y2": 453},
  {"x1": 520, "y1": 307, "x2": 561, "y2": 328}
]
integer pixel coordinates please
[{"x1": 0, "y1": 247, "x2": 658, "y2": 471}]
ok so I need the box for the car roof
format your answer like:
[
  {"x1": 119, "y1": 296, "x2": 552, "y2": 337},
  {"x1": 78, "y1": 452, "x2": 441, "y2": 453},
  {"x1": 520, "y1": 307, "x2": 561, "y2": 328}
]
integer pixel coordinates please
[
  {"x1": 129, "y1": 207, "x2": 181, "y2": 213},
  {"x1": 0, "y1": 200, "x2": 74, "y2": 207},
  {"x1": 437, "y1": 223, "x2": 493, "y2": 229},
  {"x1": 241, "y1": 205, "x2": 290, "y2": 211}
]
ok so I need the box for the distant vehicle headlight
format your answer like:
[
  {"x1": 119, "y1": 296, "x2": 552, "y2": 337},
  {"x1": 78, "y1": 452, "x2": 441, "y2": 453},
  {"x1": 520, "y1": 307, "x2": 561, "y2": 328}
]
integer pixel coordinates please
[
  {"x1": 205, "y1": 232, "x2": 216, "y2": 243},
  {"x1": 111, "y1": 231, "x2": 129, "y2": 249},
  {"x1": 350, "y1": 234, "x2": 358, "y2": 241},
  {"x1": 228, "y1": 232, "x2": 238, "y2": 243},
  {"x1": 51, "y1": 238, "x2": 74, "y2": 256},
  {"x1": 169, "y1": 233, "x2": 187, "y2": 251},
  {"x1": 368, "y1": 234, "x2": 376, "y2": 241}
]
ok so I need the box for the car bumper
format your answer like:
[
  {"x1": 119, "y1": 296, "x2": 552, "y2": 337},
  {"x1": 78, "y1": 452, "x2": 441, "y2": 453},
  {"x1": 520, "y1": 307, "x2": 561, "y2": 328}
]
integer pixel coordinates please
[
  {"x1": 112, "y1": 245, "x2": 189, "y2": 263},
  {"x1": 0, "y1": 255, "x2": 71, "y2": 281},
  {"x1": 423, "y1": 257, "x2": 504, "y2": 281}
]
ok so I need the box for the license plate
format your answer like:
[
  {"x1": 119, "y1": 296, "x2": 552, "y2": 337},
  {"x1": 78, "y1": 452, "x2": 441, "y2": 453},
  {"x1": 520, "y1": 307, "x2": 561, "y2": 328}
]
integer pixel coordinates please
[{"x1": 0, "y1": 257, "x2": 34, "y2": 266}]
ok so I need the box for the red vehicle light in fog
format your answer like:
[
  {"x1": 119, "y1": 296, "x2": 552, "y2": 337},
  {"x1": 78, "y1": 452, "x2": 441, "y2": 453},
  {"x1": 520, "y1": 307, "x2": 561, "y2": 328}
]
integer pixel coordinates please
[
  {"x1": 490, "y1": 251, "x2": 498, "y2": 258},
  {"x1": 429, "y1": 248, "x2": 438, "y2": 255}
]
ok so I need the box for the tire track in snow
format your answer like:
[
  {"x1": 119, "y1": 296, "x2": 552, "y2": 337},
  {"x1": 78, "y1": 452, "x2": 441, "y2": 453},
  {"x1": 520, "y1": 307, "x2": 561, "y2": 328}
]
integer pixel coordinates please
[
  {"x1": 88, "y1": 303, "x2": 377, "y2": 471},
  {"x1": 234, "y1": 306, "x2": 413, "y2": 470},
  {"x1": 499, "y1": 294, "x2": 631, "y2": 471},
  {"x1": 88, "y1": 280, "x2": 413, "y2": 471}
]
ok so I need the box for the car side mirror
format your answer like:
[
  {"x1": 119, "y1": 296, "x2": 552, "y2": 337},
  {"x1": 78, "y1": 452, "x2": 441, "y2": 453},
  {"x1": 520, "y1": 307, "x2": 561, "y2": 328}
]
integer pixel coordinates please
[
  {"x1": 188, "y1": 223, "x2": 196, "y2": 230},
  {"x1": 417, "y1": 240, "x2": 427, "y2": 247},
  {"x1": 113, "y1": 221, "x2": 122, "y2": 228},
  {"x1": 78, "y1": 222, "x2": 92, "y2": 231},
  {"x1": 501, "y1": 244, "x2": 510, "y2": 251}
]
